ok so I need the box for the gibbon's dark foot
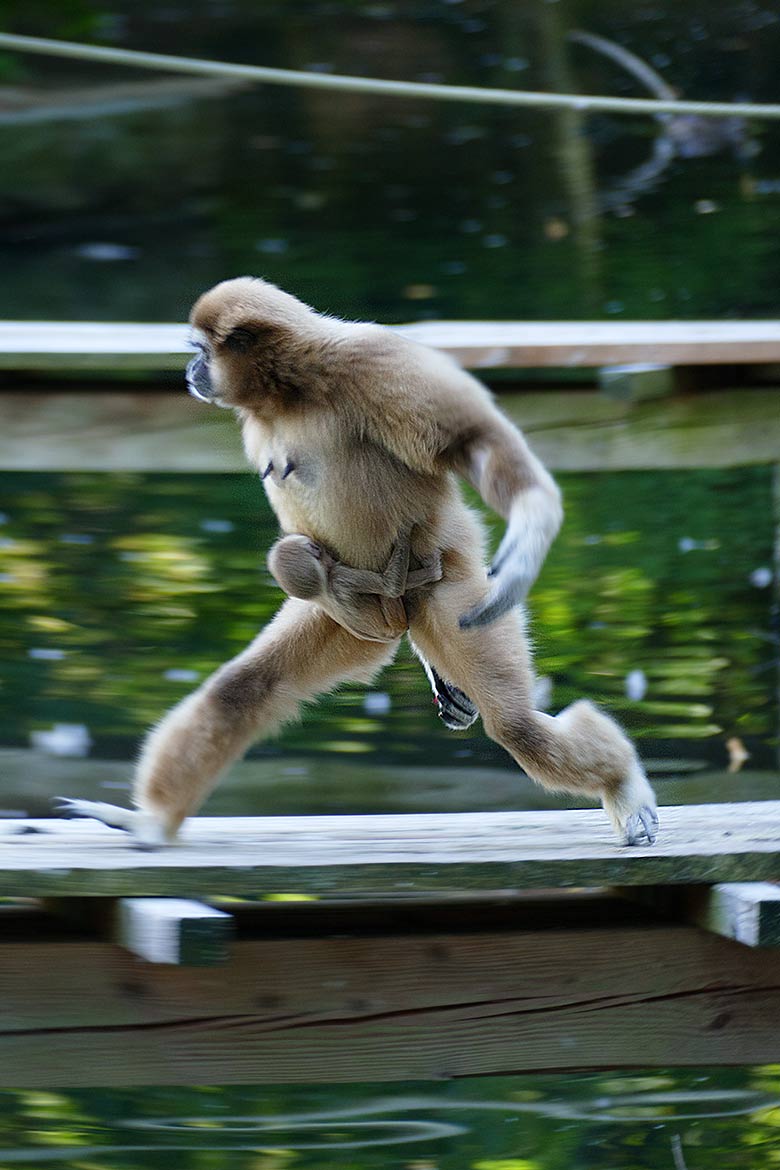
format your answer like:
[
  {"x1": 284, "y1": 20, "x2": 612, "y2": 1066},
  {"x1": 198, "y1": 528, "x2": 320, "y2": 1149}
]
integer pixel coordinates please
[
  {"x1": 430, "y1": 666, "x2": 479, "y2": 731},
  {"x1": 624, "y1": 805, "x2": 659, "y2": 846}
]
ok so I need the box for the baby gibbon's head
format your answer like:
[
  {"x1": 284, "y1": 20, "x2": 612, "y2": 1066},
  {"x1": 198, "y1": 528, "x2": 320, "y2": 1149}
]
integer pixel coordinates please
[{"x1": 267, "y1": 535, "x2": 328, "y2": 601}]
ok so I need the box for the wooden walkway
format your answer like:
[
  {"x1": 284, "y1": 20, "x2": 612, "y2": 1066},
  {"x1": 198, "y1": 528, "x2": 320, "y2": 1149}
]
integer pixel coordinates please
[
  {"x1": 3, "y1": 802, "x2": 780, "y2": 1085},
  {"x1": 2, "y1": 802, "x2": 779, "y2": 898},
  {"x1": 2, "y1": 318, "x2": 780, "y2": 371}
]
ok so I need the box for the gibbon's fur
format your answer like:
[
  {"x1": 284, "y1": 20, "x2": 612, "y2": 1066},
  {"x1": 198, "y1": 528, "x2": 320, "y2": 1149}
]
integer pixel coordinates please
[
  {"x1": 58, "y1": 276, "x2": 658, "y2": 848},
  {"x1": 267, "y1": 529, "x2": 442, "y2": 643}
]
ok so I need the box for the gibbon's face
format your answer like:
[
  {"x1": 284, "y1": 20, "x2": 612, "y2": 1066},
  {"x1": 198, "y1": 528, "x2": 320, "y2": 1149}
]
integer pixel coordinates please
[
  {"x1": 185, "y1": 276, "x2": 314, "y2": 411},
  {"x1": 185, "y1": 326, "x2": 255, "y2": 409}
]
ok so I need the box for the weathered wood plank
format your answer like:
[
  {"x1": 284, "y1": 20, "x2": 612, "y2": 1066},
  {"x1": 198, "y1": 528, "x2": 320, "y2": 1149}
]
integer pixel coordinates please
[
  {"x1": 3, "y1": 896, "x2": 780, "y2": 1084},
  {"x1": 2, "y1": 803, "x2": 779, "y2": 898},
  {"x1": 2, "y1": 319, "x2": 780, "y2": 372},
  {"x1": 1, "y1": 386, "x2": 778, "y2": 471}
]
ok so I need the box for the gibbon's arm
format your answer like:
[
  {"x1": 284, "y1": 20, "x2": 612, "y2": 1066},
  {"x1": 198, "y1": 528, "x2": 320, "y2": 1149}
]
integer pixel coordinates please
[
  {"x1": 358, "y1": 342, "x2": 563, "y2": 627},
  {"x1": 452, "y1": 411, "x2": 563, "y2": 627}
]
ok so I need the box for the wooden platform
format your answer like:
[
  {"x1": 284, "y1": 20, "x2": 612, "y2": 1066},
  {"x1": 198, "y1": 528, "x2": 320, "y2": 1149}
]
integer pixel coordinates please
[
  {"x1": 4, "y1": 802, "x2": 780, "y2": 1086},
  {"x1": 2, "y1": 802, "x2": 779, "y2": 898},
  {"x1": 2, "y1": 318, "x2": 780, "y2": 372}
]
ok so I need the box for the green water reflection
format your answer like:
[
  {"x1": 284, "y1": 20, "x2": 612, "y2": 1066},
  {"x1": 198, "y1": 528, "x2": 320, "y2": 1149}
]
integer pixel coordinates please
[
  {"x1": 2, "y1": 2, "x2": 780, "y2": 324},
  {"x1": 2, "y1": 1069, "x2": 780, "y2": 1168},
  {"x1": 0, "y1": 467, "x2": 776, "y2": 817}
]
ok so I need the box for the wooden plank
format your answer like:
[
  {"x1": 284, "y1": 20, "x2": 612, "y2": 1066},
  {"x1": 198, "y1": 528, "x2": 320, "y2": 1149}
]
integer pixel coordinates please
[
  {"x1": 2, "y1": 319, "x2": 780, "y2": 373},
  {"x1": 1, "y1": 802, "x2": 779, "y2": 898},
  {"x1": 3, "y1": 896, "x2": 780, "y2": 1084},
  {"x1": 1, "y1": 386, "x2": 778, "y2": 471}
]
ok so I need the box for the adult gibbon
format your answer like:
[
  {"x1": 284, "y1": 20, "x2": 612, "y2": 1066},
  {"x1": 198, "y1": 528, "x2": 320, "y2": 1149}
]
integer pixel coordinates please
[{"x1": 58, "y1": 277, "x2": 658, "y2": 847}]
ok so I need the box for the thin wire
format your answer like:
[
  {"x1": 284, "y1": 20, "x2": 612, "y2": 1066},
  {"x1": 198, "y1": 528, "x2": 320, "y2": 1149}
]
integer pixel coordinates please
[{"x1": 1, "y1": 30, "x2": 780, "y2": 121}]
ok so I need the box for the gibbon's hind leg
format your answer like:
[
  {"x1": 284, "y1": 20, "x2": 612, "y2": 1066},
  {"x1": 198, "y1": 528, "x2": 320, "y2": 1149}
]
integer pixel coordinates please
[
  {"x1": 58, "y1": 600, "x2": 398, "y2": 846},
  {"x1": 409, "y1": 573, "x2": 658, "y2": 845}
]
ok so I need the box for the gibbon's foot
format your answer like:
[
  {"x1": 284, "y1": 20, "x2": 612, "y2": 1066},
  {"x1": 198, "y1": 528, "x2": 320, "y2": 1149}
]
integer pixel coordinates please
[
  {"x1": 431, "y1": 671, "x2": 479, "y2": 730},
  {"x1": 624, "y1": 805, "x2": 659, "y2": 847},
  {"x1": 54, "y1": 798, "x2": 171, "y2": 849}
]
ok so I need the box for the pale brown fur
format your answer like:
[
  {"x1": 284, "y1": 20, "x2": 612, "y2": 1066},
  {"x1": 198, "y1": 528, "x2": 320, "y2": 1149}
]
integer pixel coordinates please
[{"x1": 59, "y1": 276, "x2": 657, "y2": 847}]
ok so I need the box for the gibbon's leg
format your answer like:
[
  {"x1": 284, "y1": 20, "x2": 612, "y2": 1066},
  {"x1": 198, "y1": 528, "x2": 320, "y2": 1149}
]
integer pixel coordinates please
[
  {"x1": 408, "y1": 572, "x2": 658, "y2": 845},
  {"x1": 58, "y1": 600, "x2": 398, "y2": 846}
]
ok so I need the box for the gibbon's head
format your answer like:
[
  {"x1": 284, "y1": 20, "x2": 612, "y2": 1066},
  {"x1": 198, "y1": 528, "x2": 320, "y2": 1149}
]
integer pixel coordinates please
[{"x1": 186, "y1": 276, "x2": 320, "y2": 411}]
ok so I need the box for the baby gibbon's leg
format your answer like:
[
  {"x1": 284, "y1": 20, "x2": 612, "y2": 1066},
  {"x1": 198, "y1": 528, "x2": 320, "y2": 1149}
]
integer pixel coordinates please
[
  {"x1": 409, "y1": 572, "x2": 658, "y2": 845},
  {"x1": 60, "y1": 600, "x2": 397, "y2": 845}
]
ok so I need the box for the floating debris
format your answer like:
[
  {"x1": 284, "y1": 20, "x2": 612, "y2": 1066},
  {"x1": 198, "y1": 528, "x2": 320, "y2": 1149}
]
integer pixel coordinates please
[{"x1": 726, "y1": 736, "x2": 751, "y2": 773}]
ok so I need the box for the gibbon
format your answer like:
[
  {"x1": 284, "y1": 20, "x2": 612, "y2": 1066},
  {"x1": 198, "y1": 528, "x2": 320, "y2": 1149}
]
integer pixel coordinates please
[{"x1": 58, "y1": 276, "x2": 658, "y2": 848}]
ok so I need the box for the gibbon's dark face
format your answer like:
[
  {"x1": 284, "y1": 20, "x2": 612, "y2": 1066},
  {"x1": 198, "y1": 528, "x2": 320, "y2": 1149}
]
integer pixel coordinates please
[
  {"x1": 186, "y1": 339, "x2": 217, "y2": 404},
  {"x1": 185, "y1": 325, "x2": 258, "y2": 409}
]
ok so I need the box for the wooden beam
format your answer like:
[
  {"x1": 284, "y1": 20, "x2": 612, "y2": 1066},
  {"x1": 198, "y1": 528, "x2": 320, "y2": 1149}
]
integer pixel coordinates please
[
  {"x1": 1, "y1": 385, "x2": 778, "y2": 471},
  {"x1": 2, "y1": 802, "x2": 779, "y2": 899},
  {"x1": 625, "y1": 882, "x2": 780, "y2": 948},
  {"x1": 2, "y1": 318, "x2": 780, "y2": 373},
  {"x1": 115, "y1": 897, "x2": 233, "y2": 964},
  {"x1": 688, "y1": 883, "x2": 780, "y2": 947},
  {"x1": 3, "y1": 894, "x2": 780, "y2": 1085}
]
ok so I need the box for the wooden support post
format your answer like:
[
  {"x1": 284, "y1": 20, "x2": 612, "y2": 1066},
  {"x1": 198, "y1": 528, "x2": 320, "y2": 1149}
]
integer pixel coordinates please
[
  {"x1": 45, "y1": 896, "x2": 234, "y2": 964},
  {"x1": 115, "y1": 898, "x2": 233, "y2": 965},
  {"x1": 619, "y1": 882, "x2": 780, "y2": 947},
  {"x1": 598, "y1": 363, "x2": 675, "y2": 402}
]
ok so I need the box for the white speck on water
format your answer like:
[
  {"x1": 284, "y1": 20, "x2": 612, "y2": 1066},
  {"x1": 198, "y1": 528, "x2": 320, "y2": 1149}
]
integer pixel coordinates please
[
  {"x1": 504, "y1": 56, "x2": 529, "y2": 72},
  {"x1": 58, "y1": 533, "x2": 95, "y2": 544},
  {"x1": 30, "y1": 723, "x2": 92, "y2": 757},
  {"x1": 363, "y1": 691, "x2": 391, "y2": 715},
  {"x1": 749, "y1": 567, "x2": 773, "y2": 588},
  {"x1": 200, "y1": 519, "x2": 235, "y2": 534},
  {"x1": 460, "y1": 219, "x2": 482, "y2": 233},
  {"x1": 28, "y1": 648, "x2": 65, "y2": 660},
  {"x1": 255, "y1": 238, "x2": 289, "y2": 254},
  {"x1": 0, "y1": 513, "x2": 7, "y2": 524},
  {"x1": 164, "y1": 668, "x2": 201, "y2": 682},
  {"x1": 625, "y1": 669, "x2": 648, "y2": 701},
  {"x1": 483, "y1": 234, "x2": 508, "y2": 248},
  {"x1": 605, "y1": 300, "x2": 625, "y2": 314},
  {"x1": 75, "y1": 242, "x2": 138, "y2": 262}
]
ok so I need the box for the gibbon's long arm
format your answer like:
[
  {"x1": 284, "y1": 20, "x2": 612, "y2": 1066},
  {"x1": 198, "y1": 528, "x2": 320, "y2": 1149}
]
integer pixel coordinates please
[{"x1": 452, "y1": 415, "x2": 563, "y2": 627}]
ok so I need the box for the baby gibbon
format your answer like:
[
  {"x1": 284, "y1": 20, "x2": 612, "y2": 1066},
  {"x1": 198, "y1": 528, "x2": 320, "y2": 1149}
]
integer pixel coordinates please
[{"x1": 58, "y1": 276, "x2": 658, "y2": 848}]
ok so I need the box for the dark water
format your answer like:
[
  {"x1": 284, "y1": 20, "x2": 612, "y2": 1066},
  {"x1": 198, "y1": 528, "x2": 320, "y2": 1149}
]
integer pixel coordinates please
[
  {"x1": 2, "y1": 1069, "x2": 780, "y2": 1168},
  {"x1": 0, "y1": 465, "x2": 776, "y2": 820},
  {"x1": 3, "y1": 1, "x2": 780, "y2": 323}
]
